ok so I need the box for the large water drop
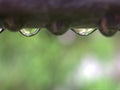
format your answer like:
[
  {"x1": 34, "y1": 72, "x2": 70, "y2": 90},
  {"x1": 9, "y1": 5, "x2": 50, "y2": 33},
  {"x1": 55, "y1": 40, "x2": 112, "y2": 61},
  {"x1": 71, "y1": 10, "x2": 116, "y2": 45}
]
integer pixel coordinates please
[
  {"x1": 71, "y1": 28, "x2": 96, "y2": 36},
  {"x1": 19, "y1": 28, "x2": 40, "y2": 37}
]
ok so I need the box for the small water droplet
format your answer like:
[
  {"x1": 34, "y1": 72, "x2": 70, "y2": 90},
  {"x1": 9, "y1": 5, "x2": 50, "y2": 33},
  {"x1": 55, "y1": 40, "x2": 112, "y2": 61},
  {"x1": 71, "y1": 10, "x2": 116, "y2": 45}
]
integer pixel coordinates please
[
  {"x1": 19, "y1": 28, "x2": 40, "y2": 37},
  {"x1": 4, "y1": 17, "x2": 23, "y2": 32},
  {"x1": 46, "y1": 21, "x2": 69, "y2": 35},
  {"x1": 98, "y1": 17, "x2": 117, "y2": 37},
  {"x1": 0, "y1": 28, "x2": 4, "y2": 33},
  {"x1": 71, "y1": 28, "x2": 96, "y2": 36}
]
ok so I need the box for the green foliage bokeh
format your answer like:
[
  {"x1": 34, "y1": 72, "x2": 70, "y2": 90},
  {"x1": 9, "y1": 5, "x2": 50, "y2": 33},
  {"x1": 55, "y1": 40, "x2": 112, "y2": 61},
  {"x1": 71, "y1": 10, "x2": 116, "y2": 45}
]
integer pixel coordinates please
[{"x1": 0, "y1": 29, "x2": 117, "y2": 90}]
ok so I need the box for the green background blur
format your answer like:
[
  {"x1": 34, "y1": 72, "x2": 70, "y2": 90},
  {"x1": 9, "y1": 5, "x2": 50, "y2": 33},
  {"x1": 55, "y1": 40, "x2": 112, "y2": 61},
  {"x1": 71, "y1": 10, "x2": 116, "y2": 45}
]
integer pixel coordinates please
[{"x1": 0, "y1": 28, "x2": 120, "y2": 90}]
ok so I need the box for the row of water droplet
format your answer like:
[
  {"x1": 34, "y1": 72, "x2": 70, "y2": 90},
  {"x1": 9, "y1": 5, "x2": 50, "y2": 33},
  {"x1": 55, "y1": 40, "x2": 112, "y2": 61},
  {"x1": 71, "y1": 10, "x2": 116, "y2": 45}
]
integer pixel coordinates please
[
  {"x1": 1, "y1": 15, "x2": 119, "y2": 37},
  {"x1": 0, "y1": 27, "x2": 97, "y2": 37}
]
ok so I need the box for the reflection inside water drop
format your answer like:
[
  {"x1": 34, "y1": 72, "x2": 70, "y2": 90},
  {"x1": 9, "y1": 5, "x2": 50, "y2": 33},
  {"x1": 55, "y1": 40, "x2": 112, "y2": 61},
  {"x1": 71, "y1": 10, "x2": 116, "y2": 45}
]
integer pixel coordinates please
[
  {"x1": 19, "y1": 28, "x2": 40, "y2": 37},
  {"x1": 0, "y1": 28, "x2": 4, "y2": 33},
  {"x1": 71, "y1": 28, "x2": 97, "y2": 36}
]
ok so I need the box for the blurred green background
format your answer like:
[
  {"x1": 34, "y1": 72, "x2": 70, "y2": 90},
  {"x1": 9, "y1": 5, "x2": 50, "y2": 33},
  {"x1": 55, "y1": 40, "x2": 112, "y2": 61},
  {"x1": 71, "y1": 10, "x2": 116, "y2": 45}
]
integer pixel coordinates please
[{"x1": 0, "y1": 28, "x2": 120, "y2": 90}]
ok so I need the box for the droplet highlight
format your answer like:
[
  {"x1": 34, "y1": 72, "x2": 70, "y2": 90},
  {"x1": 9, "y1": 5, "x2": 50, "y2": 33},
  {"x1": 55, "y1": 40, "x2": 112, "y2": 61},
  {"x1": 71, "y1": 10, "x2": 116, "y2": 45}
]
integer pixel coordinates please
[
  {"x1": 71, "y1": 28, "x2": 96, "y2": 36},
  {"x1": 0, "y1": 28, "x2": 4, "y2": 33},
  {"x1": 19, "y1": 28, "x2": 40, "y2": 37}
]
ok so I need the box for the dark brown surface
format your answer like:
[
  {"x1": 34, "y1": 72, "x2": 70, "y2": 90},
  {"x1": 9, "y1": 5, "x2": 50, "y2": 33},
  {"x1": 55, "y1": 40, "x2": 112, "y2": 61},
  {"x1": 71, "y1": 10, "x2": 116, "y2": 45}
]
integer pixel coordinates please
[{"x1": 0, "y1": 0, "x2": 120, "y2": 30}]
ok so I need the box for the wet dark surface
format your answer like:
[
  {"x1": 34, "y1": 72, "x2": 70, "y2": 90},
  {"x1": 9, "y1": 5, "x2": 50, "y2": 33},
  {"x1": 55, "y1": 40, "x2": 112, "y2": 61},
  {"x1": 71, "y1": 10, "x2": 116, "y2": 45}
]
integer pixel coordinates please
[{"x1": 0, "y1": 0, "x2": 120, "y2": 36}]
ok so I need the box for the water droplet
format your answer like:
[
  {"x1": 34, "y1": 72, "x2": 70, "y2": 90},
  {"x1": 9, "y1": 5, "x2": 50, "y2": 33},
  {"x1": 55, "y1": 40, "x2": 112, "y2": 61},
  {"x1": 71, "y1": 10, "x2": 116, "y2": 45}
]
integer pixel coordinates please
[
  {"x1": 71, "y1": 28, "x2": 96, "y2": 36},
  {"x1": 0, "y1": 28, "x2": 4, "y2": 33},
  {"x1": 19, "y1": 28, "x2": 40, "y2": 37},
  {"x1": 98, "y1": 17, "x2": 117, "y2": 37},
  {"x1": 4, "y1": 17, "x2": 23, "y2": 32},
  {"x1": 46, "y1": 21, "x2": 69, "y2": 35}
]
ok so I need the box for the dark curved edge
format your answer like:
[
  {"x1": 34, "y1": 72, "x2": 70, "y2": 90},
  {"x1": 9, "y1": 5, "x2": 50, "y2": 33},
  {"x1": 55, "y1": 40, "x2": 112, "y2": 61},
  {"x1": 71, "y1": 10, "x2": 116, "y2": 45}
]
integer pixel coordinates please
[{"x1": 0, "y1": 0, "x2": 119, "y2": 29}]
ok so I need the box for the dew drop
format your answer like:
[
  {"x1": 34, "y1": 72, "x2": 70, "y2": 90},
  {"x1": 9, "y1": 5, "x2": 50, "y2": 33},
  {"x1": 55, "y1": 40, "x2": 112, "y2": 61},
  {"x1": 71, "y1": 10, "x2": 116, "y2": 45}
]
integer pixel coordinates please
[
  {"x1": 0, "y1": 28, "x2": 4, "y2": 33},
  {"x1": 19, "y1": 28, "x2": 40, "y2": 37},
  {"x1": 71, "y1": 28, "x2": 96, "y2": 36},
  {"x1": 4, "y1": 17, "x2": 23, "y2": 32},
  {"x1": 46, "y1": 21, "x2": 69, "y2": 35},
  {"x1": 98, "y1": 17, "x2": 117, "y2": 37}
]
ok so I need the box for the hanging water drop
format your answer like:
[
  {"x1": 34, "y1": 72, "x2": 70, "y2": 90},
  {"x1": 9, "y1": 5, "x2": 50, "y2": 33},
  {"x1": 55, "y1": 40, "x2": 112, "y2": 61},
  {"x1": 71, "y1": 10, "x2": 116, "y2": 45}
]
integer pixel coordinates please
[
  {"x1": 71, "y1": 28, "x2": 97, "y2": 36},
  {"x1": 19, "y1": 28, "x2": 40, "y2": 37},
  {"x1": 46, "y1": 21, "x2": 69, "y2": 35},
  {"x1": 98, "y1": 16, "x2": 118, "y2": 37},
  {"x1": 4, "y1": 17, "x2": 23, "y2": 32},
  {"x1": 0, "y1": 28, "x2": 4, "y2": 33}
]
